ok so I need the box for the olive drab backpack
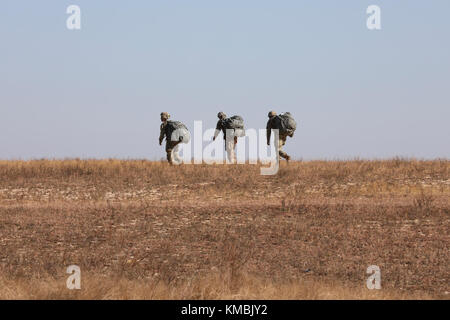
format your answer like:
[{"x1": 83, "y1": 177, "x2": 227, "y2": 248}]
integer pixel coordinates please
[
  {"x1": 165, "y1": 120, "x2": 191, "y2": 143},
  {"x1": 278, "y1": 112, "x2": 297, "y2": 137},
  {"x1": 223, "y1": 115, "x2": 245, "y2": 137}
]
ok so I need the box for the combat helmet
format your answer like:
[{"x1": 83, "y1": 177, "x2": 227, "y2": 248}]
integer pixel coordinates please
[
  {"x1": 217, "y1": 112, "x2": 226, "y2": 120},
  {"x1": 160, "y1": 112, "x2": 170, "y2": 121}
]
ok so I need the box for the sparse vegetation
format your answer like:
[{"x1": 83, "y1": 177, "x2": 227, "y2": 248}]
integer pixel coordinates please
[{"x1": 0, "y1": 159, "x2": 448, "y2": 299}]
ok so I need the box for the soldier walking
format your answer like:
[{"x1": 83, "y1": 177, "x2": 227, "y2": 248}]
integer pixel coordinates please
[
  {"x1": 159, "y1": 112, "x2": 190, "y2": 165},
  {"x1": 213, "y1": 112, "x2": 245, "y2": 163},
  {"x1": 266, "y1": 111, "x2": 297, "y2": 162}
]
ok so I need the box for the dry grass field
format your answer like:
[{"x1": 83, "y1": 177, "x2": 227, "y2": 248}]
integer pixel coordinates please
[{"x1": 0, "y1": 159, "x2": 448, "y2": 299}]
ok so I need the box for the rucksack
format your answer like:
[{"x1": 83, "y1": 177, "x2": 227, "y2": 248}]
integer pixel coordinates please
[
  {"x1": 224, "y1": 115, "x2": 244, "y2": 129},
  {"x1": 223, "y1": 115, "x2": 245, "y2": 137},
  {"x1": 165, "y1": 121, "x2": 190, "y2": 143},
  {"x1": 278, "y1": 112, "x2": 297, "y2": 136}
]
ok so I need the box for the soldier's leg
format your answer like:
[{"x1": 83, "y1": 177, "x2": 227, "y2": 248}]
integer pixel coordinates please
[
  {"x1": 278, "y1": 136, "x2": 289, "y2": 160},
  {"x1": 226, "y1": 138, "x2": 236, "y2": 163},
  {"x1": 166, "y1": 144, "x2": 173, "y2": 164},
  {"x1": 172, "y1": 141, "x2": 182, "y2": 164},
  {"x1": 166, "y1": 140, "x2": 182, "y2": 165},
  {"x1": 232, "y1": 136, "x2": 238, "y2": 162},
  {"x1": 165, "y1": 141, "x2": 175, "y2": 164}
]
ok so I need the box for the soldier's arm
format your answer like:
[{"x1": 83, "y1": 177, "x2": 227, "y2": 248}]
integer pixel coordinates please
[
  {"x1": 213, "y1": 121, "x2": 221, "y2": 141},
  {"x1": 266, "y1": 121, "x2": 271, "y2": 145},
  {"x1": 159, "y1": 124, "x2": 166, "y2": 145}
]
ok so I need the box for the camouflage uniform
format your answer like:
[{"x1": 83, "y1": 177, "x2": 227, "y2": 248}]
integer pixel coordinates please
[
  {"x1": 266, "y1": 112, "x2": 290, "y2": 161},
  {"x1": 213, "y1": 113, "x2": 238, "y2": 162},
  {"x1": 214, "y1": 120, "x2": 238, "y2": 143},
  {"x1": 159, "y1": 112, "x2": 182, "y2": 165}
]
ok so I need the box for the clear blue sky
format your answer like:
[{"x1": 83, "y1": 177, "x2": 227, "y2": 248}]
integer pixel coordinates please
[{"x1": 1, "y1": 1, "x2": 449, "y2": 160}]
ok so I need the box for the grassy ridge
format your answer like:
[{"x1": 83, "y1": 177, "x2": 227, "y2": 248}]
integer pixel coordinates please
[{"x1": 0, "y1": 160, "x2": 448, "y2": 299}]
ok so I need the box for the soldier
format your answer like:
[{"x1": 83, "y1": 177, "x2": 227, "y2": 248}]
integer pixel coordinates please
[
  {"x1": 266, "y1": 111, "x2": 294, "y2": 162},
  {"x1": 159, "y1": 112, "x2": 189, "y2": 165},
  {"x1": 213, "y1": 112, "x2": 243, "y2": 163}
]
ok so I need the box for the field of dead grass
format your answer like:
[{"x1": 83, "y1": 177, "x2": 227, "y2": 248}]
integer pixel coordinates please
[{"x1": 0, "y1": 159, "x2": 448, "y2": 299}]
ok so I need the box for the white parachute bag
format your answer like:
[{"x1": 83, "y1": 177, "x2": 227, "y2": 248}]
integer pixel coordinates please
[
  {"x1": 171, "y1": 127, "x2": 191, "y2": 144},
  {"x1": 167, "y1": 121, "x2": 191, "y2": 143}
]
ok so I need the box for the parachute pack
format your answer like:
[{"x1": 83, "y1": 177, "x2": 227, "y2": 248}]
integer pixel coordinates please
[
  {"x1": 223, "y1": 115, "x2": 245, "y2": 137},
  {"x1": 165, "y1": 121, "x2": 191, "y2": 143},
  {"x1": 277, "y1": 112, "x2": 297, "y2": 136}
]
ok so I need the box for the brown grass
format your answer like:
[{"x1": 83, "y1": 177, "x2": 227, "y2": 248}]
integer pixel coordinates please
[{"x1": 0, "y1": 159, "x2": 448, "y2": 299}]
